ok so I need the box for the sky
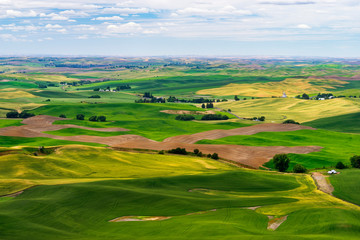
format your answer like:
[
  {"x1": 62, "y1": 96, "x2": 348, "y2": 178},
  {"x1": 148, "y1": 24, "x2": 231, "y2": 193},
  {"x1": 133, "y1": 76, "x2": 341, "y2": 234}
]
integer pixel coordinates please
[{"x1": 0, "y1": 0, "x2": 360, "y2": 57}]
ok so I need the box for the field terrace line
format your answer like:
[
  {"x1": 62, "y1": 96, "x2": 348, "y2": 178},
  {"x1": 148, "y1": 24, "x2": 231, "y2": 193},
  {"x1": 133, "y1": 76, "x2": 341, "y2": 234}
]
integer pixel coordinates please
[{"x1": 0, "y1": 115, "x2": 323, "y2": 168}]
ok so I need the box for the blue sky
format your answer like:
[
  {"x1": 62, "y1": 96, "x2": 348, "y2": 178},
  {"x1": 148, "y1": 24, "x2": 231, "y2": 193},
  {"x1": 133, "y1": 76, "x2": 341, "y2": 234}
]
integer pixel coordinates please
[{"x1": 0, "y1": 0, "x2": 359, "y2": 57}]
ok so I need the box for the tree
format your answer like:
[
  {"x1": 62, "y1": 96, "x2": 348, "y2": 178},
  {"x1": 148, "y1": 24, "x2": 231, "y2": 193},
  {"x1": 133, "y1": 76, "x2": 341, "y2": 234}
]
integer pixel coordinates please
[
  {"x1": 211, "y1": 153, "x2": 219, "y2": 160},
  {"x1": 234, "y1": 95, "x2": 239, "y2": 101},
  {"x1": 89, "y1": 116, "x2": 98, "y2": 122},
  {"x1": 59, "y1": 114, "x2": 67, "y2": 118},
  {"x1": 302, "y1": 93, "x2": 310, "y2": 99},
  {"x1": 98, "y1": 116, "x2": 106, "y2": 122},
  {"x1": 201, "y1": 103, "x2": 205, "y2": 109},
  {"x1": 335, "y1": 161, "x2": 346, "y2": 169},
  {"x1": 293, "y1": 164, "x2": 307, "y2": 173},
  {"x1": 283, "y1": 119, "x2": 300, "y2": 125},
  {"x1": 19, "y1": 111, "x2": 35, "y2": 118},
  {"x1": 76, "y1": 114, "x2": 85, "y2": 120},
  {"x1": 350, "y1": 155, "x2": 360, "y2": 168},
  {"x1": 193, "y1": 149, "x2": 199, "y2": 154},
  {"x1": 6, "y1": 111, "x2": 19, "y2": 118},
  {"x1": 273, "y1": 154, "x2": 290, "y2": 172}
]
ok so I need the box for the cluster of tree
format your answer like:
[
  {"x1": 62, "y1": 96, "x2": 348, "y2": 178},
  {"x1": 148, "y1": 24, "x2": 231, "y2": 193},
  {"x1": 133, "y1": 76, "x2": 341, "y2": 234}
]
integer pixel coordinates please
[
  {"x1": 253, "y1": 116, "x2": 265, "y2": 121},
  {"x1": 93, "y1": 85, "x2": 131, "y2": 92},
  {"x1": 295, "y1": 93, "x2": 310, "y2": 99},
  {"x1": 89, "y1": 95, "x2": 101, "y2": 98},
  {"x1": 283, "y1": 119, "x2": 300, "y2": 124},
  {"x1": 116, "y1": 85, "x2": 131, "y2": 90},
  {"x1": 167, "y1": 96, "x2": 219, "y2": 104},
  {"x1": 59, "y1": 114, "x2": 67, "y2": 118},
  {"x1": 235, "y1": 95, "x2": 247, "y2": 101},
  {"x1": 38, "y1": 84, "x2": 47, "y2": 88},
  {"x1": 6, "y1": 111, "x2": 35, "y2": 119},
  {"x1": 135, "y1": 92, "x2": 165, "y2": 103},
  {"x1": 89, "y1": 115, "x2": 106, "y2": 122},
  {"x1": 333, "y1": 156, "x2": 360, "y2": 170},
  {"x1": 175, "y1": 114, "x2": 195, "y2": 121},
  {"x1": 201, "y1": 114, "x2": 229, "y2": 121},
  {"x1": 168, "y1": 147, "x2": 188, "y2": 155},
  {"x1": 273, "y1": 153, "x2": 307, "y2": 173},
  {"x1": 201, "y1": 103, "x2": 214, "y2": 108}
]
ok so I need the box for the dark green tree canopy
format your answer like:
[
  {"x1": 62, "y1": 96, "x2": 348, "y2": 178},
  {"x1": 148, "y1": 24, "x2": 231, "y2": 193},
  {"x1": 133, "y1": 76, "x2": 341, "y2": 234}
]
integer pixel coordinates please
[{"x1": 273, "y1": 153, "x2": 290, "y2": 172}]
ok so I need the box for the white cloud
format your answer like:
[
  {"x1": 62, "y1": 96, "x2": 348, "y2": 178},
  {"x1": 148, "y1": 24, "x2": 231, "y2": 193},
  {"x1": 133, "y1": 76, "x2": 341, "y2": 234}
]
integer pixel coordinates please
[
  {"x1": 45, "y1": 24, "x2": 63, "y2": 29},
  {"x1": 92, "y1": 16, "x2": 123, "y2": 21},
  {"x1": 176, "y1": 5, "x2": 253, "y2": 16},
  {"x1": 297, "y1": 24, "x2": 311, "y2": 29},
  {"x1": 40, "y1": 13, "x2": 69, "y2": 20},
  {"x1": 107, "y1": 22, "x2": 142, "y2": 33},
  {"x1": 0, "y1": 10, "x2": 37, "y2": 18},
  {"x1": 102, "y1": 7, "x2": 150, "y2": 15},
  {"x1": 59, "y1": 10, "x2": 89, "y2": 17}
]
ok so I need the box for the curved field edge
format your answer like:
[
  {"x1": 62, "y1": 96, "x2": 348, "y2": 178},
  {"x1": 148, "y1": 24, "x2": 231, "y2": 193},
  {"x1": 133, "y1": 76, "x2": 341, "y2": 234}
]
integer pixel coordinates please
[
  {"x1": 196, "y1": 129, "x2": 360, "y2": 170},
  {"x1": 0, "y1": 145, "x2": 236, "y2": 195},
  {"x1": 330, "y1": 169, "x2": 360, "y2": 206},
  {"x1": 0, "y1": 170, "x2": 359, "y2": 240},
  {"x1": 304, "y1": 112, "x2": 360, "y2": 134}
]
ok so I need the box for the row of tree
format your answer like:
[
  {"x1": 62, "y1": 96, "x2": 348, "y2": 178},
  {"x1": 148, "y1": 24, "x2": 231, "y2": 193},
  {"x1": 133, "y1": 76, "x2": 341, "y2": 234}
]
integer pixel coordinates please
[
  {"x1": 6, "y1": 111, "x2": 35, "y2": 119},
  {"x1": 162, "y1": 147, "x2": 219, "y2": 160},
  {"x1": 74, "y1": 114, "x2": 106, "y2": 122},
  {"x1": 272, "y1": 154, "x2": 360, "y2": 173}
]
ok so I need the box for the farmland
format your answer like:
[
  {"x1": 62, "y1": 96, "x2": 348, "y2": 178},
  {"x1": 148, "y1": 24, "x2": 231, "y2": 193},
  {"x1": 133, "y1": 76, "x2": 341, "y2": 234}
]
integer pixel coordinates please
[{"x1": 0, "y1": 57, "x2": 359, "y2": 239}]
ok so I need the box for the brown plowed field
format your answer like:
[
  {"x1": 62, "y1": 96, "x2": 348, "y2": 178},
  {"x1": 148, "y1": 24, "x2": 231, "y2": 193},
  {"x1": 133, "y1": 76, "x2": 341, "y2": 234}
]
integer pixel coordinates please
[{"x1": 0, "y1": 115, "x2": 322, "y2": 168}]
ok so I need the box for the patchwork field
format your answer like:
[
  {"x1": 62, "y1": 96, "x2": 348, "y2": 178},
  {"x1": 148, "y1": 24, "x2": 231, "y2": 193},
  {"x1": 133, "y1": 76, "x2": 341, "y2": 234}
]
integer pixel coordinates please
[{"x1": 0, "y1": 57, "x2": 359, "y2": 239}]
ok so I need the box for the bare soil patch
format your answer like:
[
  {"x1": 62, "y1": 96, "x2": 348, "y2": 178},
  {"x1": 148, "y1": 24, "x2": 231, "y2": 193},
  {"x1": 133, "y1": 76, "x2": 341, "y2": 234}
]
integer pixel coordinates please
[
  {"x1": 0, "y1": 115, "x2": 322, "y2": 168},
  {"x1": 312, "y1": 172, "x2": 334, "y2": 195},
  {"x1": 267, "y1": 215, "x2": 288, "y2": 230}
]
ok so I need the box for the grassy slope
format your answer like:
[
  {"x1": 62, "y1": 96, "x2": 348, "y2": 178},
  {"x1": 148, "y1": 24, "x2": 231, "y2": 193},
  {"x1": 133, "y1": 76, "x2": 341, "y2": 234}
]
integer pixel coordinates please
[
  {"x1": 304, "y1": 112, "x2": 360, "y2": 134},
  {"x1": 0, "y1": 145, "x2": 235, "y2": 195},
  {"x1": 0, "y1": 136, "x2": 105, "y2": 148},
  {"x1": 0, "y1": 119, "x2": 23, "y2": 128},
  {"x1": 331, "y1": 169, "x2": 360, "y2": 205},
  {"x1": 197, "y1": 78, "x2": 348, "y2": 97},
  {"x1": 0, "y1": 170, "x2": 359, "y2": 240},
  {"x1": 30, "y1": 103, "x2": 249, "y2": 141},
  {"x1": 76, "y1": 75, "x2": 285, "y2": 95},
  {"x1": 197, "y1": 129, "x2": 360, "y2": 169},
  {"x1": 216, "y1": 97, "x2": 360, "y2": 123},
  {"x1": 44, "y1": 128, "x2": 131, "y2": 137}
]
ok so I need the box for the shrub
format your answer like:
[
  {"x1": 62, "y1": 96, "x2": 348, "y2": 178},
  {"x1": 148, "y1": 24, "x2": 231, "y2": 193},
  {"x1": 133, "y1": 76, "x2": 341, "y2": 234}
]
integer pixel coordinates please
[
  {"x1": 193, "y1": 149, "x2": 199, "y2": 154},
  {"x1": 89, "y1": 116, "x2": 98, "y2": 122},
  {"x1": 6, "y1": 111, "x2": 19, "y2": 118},
  {"x1": 350, "y1": 155, "x2": 360, "y2": 168},
  {"x1": 211, "y1": 153, "x2": 219, "y2": 160},
  {"x1": 293, "y1": 164, "x2": 307, "y2": 173},
  {"x1": 168, "y1": 148, "x2": 187, "y2": 155},
  {"x1": 158, "y1": 150, "x2": 165, "y2": 155},
  {"x1": 335, "y1": 161, "x2": 346, "y2": 169},
  {"x1": 59, "y1": 114, "x2": 67, "y2": 118},
  {"x1": 201, "y1": 114, "x2": 229, "y2": 121},
  {"x1": 283, "y1": 119, "x2": 300, "y2": 125},
  {"x1": 273, "y1": 153, "x2": 290, "y2": 172},
  {"x1": 175, "y1": 114, "x2": 195, "y2": 121},
  {"x1": 197, "y1": 152, "x2": 203, "y2": 157},
  {"x1": 98, "y1": 116, "x2": 106, "y2": 122},
  {"x1": 89, "y1": 95, "x2": 101, "y2": 98},
  {"x1": 207, "y1": 154, "x2": 212, "y2": 158},
  {"x1": 76, "y1": 114, "x2": 85, "y2": 120}
]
